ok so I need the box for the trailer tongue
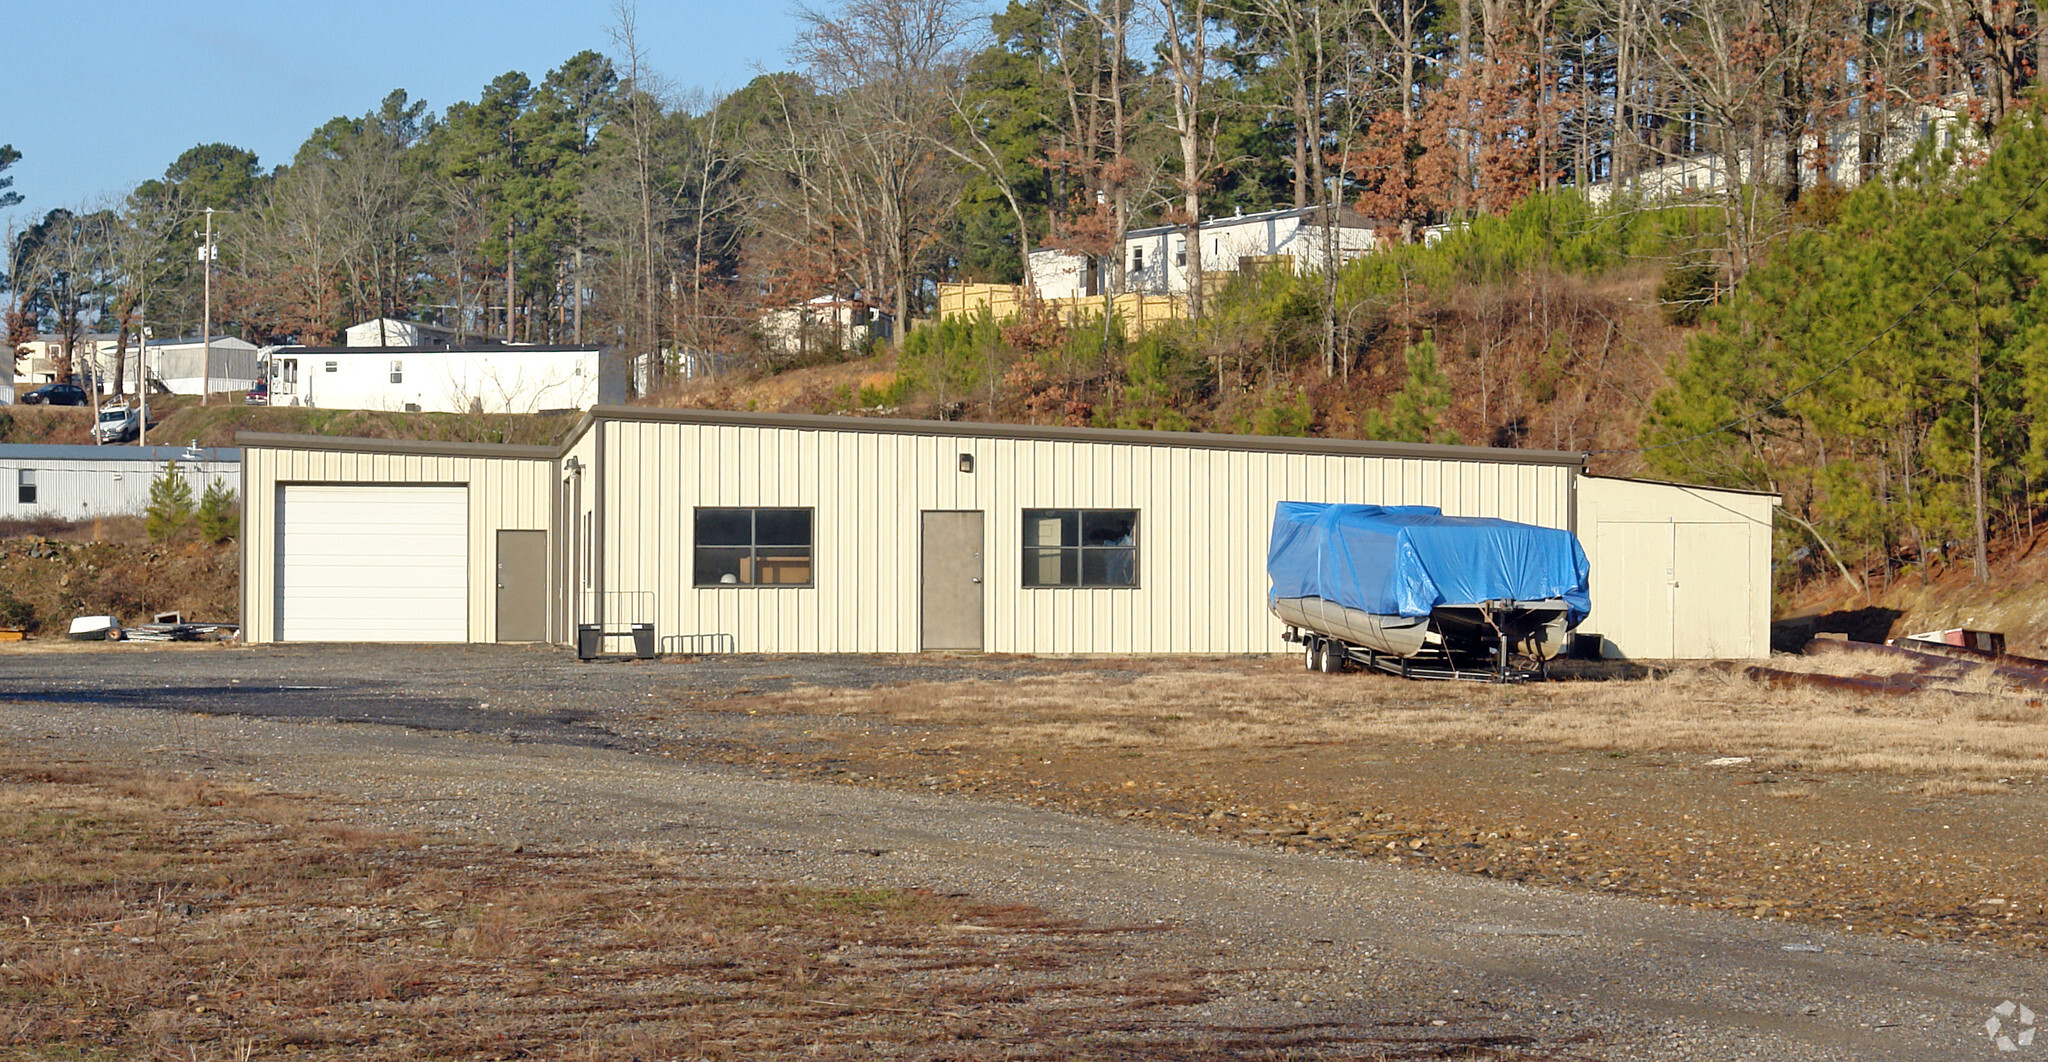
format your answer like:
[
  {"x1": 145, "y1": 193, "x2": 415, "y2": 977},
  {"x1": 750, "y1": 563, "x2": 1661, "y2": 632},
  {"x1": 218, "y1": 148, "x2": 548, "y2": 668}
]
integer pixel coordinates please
[{"x1": 1266, "y1": 502, "x2": 1591, "y2": 682}]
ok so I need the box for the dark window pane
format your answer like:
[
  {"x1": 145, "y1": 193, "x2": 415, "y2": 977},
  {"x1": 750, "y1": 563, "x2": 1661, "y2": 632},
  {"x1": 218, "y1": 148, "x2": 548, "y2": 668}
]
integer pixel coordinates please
[
  {"x1": 1082, "y1": 547, "x2": 1138, "y2": 587},
  {"x1": 1022, "y1": 547, "x2": 1073, "y2": 587},
  {"x1": 755, "y1": 508, "x2": 811, "y2": 546},
  {"x1": 694, "y1": 546, "x2": 752, "y2": 586},
  {"x1": 696, "y1": 509, "x2": 752, "y2": 546},
  {"x1": 1023, "y1": 510, "x2": 1076, "y2": 548},
  {"x1": 1082, "y1": 511, "x2": 1135, "y2": 546}
]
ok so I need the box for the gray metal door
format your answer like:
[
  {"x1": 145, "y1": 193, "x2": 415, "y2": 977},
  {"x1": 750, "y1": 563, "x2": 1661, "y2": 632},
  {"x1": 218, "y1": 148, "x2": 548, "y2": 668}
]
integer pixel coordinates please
[
  {"x1": 495, "y1": 530, "x2": 548, "y2": 642},
  {"x1": 920, "y1": 511, "x2": 984, "y2": 651}
]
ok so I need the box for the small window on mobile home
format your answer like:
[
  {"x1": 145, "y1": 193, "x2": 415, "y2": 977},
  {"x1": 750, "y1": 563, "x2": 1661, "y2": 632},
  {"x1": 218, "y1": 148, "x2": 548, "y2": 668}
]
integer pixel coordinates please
[
  {"x1": 324, "y1": 361, "x2": 338, "y2": 373},
  {"x1": 16, "y1": 469, "x2": 34, "y2": 505},
  {"x1": 390, "y1": 360, "x2": 403, "y2": 384}
]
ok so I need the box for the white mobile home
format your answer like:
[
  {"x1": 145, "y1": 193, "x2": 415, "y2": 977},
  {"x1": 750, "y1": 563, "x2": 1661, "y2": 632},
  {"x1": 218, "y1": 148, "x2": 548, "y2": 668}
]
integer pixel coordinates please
[
  {"x1": 344, "y1": 318, "x2": 458, "y2": 348},
  {"x1": 1030, "y1": 205, "x2": 1379, "y2": 300},
  {"x1": 1, "y1": 444, "x2": 239, "y2": 522},
  {"x1": 238, "y1": 409, "x2": 1777, "y2": 658},
  {"x1": 263, "y1": 345, "x2": 624, "y2": 414},
  {"x1": 142, "y1": 337, "x2": 262, "y2": 396}
]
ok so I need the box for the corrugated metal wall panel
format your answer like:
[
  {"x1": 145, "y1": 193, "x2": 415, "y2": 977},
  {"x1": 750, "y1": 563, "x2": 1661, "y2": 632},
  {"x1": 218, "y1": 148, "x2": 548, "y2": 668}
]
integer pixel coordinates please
[
  {"x1": 242, "y1": 446, "x2": 553, "y2": 644},
  {"x1": 246, "y1": 417, "x2": 1597, "y2": 655},
  {"x1": 0, "y1": 456, "x2": 237, "y2": 522}
]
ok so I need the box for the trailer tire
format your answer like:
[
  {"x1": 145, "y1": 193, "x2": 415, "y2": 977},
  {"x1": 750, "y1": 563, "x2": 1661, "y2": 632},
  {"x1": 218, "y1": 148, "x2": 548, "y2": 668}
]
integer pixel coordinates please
[
  {"x1": 1319, "y1": 642, "x2": 1345, "y2": 673},
  {"x1": 1304, "y1": 637, "x2": 1323, "y2": 672}
]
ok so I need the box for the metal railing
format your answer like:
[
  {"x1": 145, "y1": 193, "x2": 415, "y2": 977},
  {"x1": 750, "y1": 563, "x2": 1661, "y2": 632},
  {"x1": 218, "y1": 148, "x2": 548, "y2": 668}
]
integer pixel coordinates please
[{"x1": 661, "y1": 633, "x2": 737, "y2": 656}]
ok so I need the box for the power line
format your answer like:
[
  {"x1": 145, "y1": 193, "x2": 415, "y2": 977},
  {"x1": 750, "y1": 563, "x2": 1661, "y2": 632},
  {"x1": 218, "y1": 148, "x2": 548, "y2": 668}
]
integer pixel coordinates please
[{"x1": 1588, "y1": 161, "x2": 2048, "y2": 457}]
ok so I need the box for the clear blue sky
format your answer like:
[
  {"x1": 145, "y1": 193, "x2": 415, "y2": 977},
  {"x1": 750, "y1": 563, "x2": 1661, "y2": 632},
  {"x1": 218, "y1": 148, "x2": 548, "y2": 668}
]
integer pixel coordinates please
[{"x1": 4, "y1": 0, "x2": 808, "y2": 229}]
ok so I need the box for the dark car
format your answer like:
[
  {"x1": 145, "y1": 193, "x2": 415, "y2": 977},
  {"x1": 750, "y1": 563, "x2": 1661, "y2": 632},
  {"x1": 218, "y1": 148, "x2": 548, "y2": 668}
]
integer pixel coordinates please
[
  {"x1": 245, "y1": 376, "x2": 268, "y2": 405},
  {"x1": 21, "y1": 383, "x2": 89, "y2": 406}
]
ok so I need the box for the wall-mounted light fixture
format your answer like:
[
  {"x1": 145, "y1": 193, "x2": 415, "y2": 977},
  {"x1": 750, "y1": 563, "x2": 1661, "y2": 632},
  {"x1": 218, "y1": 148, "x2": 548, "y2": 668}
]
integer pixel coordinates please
[{"x1": 958, "y1": 453, "x2": 974, "y2": 474}]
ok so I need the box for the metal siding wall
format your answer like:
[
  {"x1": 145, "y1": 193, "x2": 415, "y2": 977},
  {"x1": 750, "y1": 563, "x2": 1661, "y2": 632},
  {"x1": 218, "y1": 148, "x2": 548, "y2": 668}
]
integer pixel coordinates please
[
  {"x1": 241, "y1": 446, "x2": 551, "y2": 644},
  {"x1": 0, "y1": 458, "x2": 237, "y2": 521},
  {"x1": 246, "y1": 424, "x2": 1578, "y2": 654},
  {"x1": 1575, "y1": 477, "x2": 1776, "y2": 659}
]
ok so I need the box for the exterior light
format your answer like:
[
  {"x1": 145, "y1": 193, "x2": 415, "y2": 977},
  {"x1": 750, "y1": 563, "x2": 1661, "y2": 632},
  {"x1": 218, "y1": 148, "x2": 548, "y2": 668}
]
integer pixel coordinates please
[{"x1": 958, "y1": 453, "x2": 974, "y2": 473}]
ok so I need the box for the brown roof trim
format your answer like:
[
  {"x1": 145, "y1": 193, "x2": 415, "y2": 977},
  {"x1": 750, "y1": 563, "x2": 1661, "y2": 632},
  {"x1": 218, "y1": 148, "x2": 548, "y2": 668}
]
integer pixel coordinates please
[
  {"x1": 234, "y1": 432, "x2": 559, "y2": 461},
  {"x1": 584, "y1": 406, "x2": 1590, "y2": 467},
  {"x1": 1579, "y1": 472, "x2": 1783, "y2": 501}
]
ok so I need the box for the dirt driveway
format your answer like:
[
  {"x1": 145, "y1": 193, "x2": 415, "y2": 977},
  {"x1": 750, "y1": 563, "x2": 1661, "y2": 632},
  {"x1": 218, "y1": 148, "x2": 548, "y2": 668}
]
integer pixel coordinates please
[{"x1": 4, "y1": 642, "x2": 2044, "y2": 1060}]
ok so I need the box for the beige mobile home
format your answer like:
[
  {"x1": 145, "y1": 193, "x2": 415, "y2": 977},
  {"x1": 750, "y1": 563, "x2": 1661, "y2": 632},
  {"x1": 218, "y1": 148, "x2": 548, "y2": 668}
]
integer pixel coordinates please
[{"x1": 238, "y1": 408, "x2": 1776, "y2": 658}]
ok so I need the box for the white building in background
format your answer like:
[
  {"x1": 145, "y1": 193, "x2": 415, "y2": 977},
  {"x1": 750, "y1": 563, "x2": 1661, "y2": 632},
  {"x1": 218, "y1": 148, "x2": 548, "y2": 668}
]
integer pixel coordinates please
[
  {"x1": 344, "y1": 318, "x2": 459, "y2": 348},
  {"x1": 19, "y1": 335, "x2": 260, "y2": 397},
  {"x1": 139, "y1": 337, "x2": 262, "y2": 395},
  {"x1": 1029, "y1": 205, "x2": 1380, "y2": 300},
  {"x1": 758, "y1": 295, "x2": 894, "y2": 358},
  {"x1": 262, "y1": 345, "x2": 626, "y2": 414},
  {"x1": 0, "y1": 444, "x2": 239, "y2": 522},
  {"x1": 17, "y1": 334, "x2": 119, "y2": 386},
  {"x1": 1582, "y1": 98, "x2": 1977, "y2": 207}
]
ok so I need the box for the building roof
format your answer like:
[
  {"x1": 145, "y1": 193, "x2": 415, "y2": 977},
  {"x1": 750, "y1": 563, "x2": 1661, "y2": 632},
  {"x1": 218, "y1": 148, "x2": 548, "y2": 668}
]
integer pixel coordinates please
[
  {"x1": 0, "y1": 444, "x2": 241, "y2": 463},
  {"x1": 1579, "y1": 472, "x2": 1783, "y2": 501},
  {"x1": 242, "y1": 406, "x2": 1587, "y2": 468},
  {"x1": 1125, "y1": 204, "x2": 1376, "y2": 241},
  {"x1": 142, "y1": 336, "x2": 258, "y2": 349},
  {"x1": 273, "y1": 344, "x2": 602, "y2": 356}
]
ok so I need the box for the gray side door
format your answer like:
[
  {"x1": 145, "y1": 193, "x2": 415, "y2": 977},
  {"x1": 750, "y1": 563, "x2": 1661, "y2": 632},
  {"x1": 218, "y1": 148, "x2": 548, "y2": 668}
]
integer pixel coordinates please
[
  {"x1": 495, "y1": 529, "x2": 549, "y2": 642},
  {"x1": 920, "y1": 510, "x2": 984, "y2": 651}
]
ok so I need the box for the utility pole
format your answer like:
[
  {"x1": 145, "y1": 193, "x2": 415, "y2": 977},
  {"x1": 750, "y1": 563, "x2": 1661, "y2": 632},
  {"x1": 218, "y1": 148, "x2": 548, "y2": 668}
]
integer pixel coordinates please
[
  {"x1": 200, "y1": 207, "x2": 216, "y2": 406},
  {"x1": 137, "y1": 300, "x2": 148, "y2": 447}
]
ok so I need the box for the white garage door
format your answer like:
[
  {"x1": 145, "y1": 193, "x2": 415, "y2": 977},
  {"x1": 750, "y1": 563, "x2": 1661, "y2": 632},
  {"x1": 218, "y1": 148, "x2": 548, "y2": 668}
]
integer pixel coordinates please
[{"x1": 277, "y1": 485, "x2": 469, "y2": 641}]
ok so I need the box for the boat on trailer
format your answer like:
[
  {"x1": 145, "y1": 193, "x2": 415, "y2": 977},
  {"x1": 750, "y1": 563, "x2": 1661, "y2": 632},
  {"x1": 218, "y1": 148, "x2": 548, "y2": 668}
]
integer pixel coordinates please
[{"x1": 1266, "y1": 502, "x2": 1590, "y2": 682}]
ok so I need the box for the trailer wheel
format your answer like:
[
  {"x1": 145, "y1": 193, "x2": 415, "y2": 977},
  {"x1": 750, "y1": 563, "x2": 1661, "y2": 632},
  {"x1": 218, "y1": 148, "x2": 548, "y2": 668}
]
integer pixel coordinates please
[
  {"x1": 1303, "y1": 637, "x2": 1323, "y2": 672},
  {"x1": 1319, "y1": 642, "x2": 1345, "y2": 673}
]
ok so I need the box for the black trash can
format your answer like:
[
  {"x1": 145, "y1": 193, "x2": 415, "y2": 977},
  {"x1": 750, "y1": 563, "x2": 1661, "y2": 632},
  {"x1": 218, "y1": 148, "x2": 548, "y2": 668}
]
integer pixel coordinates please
[
  {"x1": 576, "y1": 623, "x2": 603, "y2": 661},
  {"x1": 631, "y1": 622, "x2": 656, "y2": 659}
]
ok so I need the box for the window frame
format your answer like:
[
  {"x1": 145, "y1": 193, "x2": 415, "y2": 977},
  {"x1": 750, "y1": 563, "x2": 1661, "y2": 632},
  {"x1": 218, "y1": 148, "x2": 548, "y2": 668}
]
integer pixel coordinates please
[
  {"x1": 1021, "y1": 508, "x2": 1140, "y2": 589},
  {"x1": 693, "y1": 506, "x2": 816, "y2": 588},
  {"x1": 16, "y1": 469, "x2": 35, "y2": 505}
]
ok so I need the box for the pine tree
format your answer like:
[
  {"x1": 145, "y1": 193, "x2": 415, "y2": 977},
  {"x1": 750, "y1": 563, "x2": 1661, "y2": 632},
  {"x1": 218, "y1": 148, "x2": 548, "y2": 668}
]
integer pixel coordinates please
[
  {"x1": 146, "y1": 461, "x2": 196, "y2": 541},
  {"x1": 1365, "y1": 332, "x2": 1458, "y2": 444},
  {"x1": 196, "y1": 478, "x2": 239, "y2": 543}
]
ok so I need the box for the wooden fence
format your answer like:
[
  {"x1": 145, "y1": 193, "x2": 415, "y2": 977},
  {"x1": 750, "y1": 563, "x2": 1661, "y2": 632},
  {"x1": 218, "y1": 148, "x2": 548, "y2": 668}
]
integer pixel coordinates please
[{"x1": 935, "y1": 284, "x2": 1184, "y2": 338}]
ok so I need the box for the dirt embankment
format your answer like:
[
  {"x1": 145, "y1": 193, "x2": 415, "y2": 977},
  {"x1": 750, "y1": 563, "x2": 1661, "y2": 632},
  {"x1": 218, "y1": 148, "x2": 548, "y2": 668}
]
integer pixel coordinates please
[{"x1": 0, "y1": 535, "x2": 237, "y2": 634}]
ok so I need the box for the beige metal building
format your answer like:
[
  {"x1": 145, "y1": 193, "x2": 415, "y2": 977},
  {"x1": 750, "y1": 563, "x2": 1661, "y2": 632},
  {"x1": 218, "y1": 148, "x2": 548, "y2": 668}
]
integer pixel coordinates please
[
  {"x1": 239, "y1": 408, "x2": 1776, "y2": 658},
  {"x1": 1576, "y1": 475, "x2": 1778, "y2": 659}
]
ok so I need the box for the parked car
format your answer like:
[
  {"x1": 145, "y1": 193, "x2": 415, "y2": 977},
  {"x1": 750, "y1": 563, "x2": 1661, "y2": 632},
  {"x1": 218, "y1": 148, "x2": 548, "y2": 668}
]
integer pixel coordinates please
[
  {"x1": 245, "y1": 376, "x2": 268, "y2": 405},
  {"x1": 92, "y1": 404, "x2": 141, "y2": 444},
  {"x1": 21, "y1": 382, "x2": 89, "y2": 406}
]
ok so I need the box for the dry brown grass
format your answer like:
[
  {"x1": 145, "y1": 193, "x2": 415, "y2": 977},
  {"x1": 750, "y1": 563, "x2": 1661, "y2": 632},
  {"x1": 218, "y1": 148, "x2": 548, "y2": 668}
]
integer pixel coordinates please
[
  {"x1": 0, "y1": 752, "x2": 1539, "y2": 1061},
  {"x1": 762, "y1": 658, "x2": 2048, "y2": 778}
]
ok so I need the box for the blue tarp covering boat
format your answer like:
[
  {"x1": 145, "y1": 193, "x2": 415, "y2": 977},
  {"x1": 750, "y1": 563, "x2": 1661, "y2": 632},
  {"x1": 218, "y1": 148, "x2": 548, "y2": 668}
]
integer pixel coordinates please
[
  {"x1": 1267, "y1": 502, "x2": 1591, "y2": 621},
  {"x1": 1268, "y1": 503, "x2": 1591, "y2": 677}
]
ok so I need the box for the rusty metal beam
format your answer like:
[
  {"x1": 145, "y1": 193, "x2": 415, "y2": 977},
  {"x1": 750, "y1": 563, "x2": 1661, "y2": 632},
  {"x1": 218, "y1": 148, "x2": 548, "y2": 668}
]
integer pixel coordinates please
[{"x1": 1805, "y1": 638, "x2": 2048, "y2": 691}]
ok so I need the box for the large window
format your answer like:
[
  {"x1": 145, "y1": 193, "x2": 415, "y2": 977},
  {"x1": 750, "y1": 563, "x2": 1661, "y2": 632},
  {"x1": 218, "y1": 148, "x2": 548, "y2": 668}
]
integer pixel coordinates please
[
  {"x1": 695, "y1": 507, "x2": 813, "y2": 586},
  {"x1": 1023, "y1": 509, "x2": 1138, "y2": 588}
]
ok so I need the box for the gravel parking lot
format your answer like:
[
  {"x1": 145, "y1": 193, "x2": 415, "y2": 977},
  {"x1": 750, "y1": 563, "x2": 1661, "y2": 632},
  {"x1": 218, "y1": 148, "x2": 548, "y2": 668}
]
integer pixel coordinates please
[{"x1": 4, "y1": 642, "x2": 2044, "y2": 1060}]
